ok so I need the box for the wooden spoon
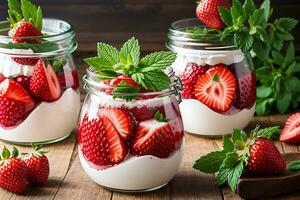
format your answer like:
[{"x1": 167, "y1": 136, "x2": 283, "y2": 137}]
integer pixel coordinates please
[{"x1": 237, "y1": 153, "x2": 300, "y2": 199}]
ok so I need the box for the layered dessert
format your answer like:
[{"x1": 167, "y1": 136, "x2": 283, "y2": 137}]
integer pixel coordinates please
[
  {"x1": 78, "y1": 37, "x2": 184, "y2": 191},
  {"x1": 0, "y1": 0, "x2": 80, "y2": 143},
  {"x1": 172, "y1": 50, "x2": 255, "y2": 135}
]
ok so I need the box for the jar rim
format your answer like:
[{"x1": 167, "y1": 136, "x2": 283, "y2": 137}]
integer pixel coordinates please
[
  {"x1": 166, "y1": 18, "x2": 236, "y2": 51},
  {"x1": 83, "y1": 68, "x2": 183, "y2": 99},
  {"x1": 0, "y1": 18, "x2": 77, "y2": 57}
]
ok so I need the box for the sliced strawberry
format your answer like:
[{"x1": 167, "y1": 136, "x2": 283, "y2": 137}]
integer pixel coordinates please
[
  {"x1": 180, "y1": 63, "x2": 206, "y2": 99},
  {"x1": 12, "y1": 57, "x2": 39, "y2": 66},
  {"x1": 0, "y1": 79, "x2": 34, "y2": 105},
  {"x1": 30, "y1": 59, "x2": 61, "y2": 101},
  {"x1": 130, "y1": 105, "x2": 165, "y2": 121},
  {"x1": 279, "y1": 113, "x2": 300, "y2": 144},
  {"x1": 194, "y1": 65, "x2": 236, "y2": 112},
  {"x1": 100, "y1": 107, "x2": 134, "y2": 140},
  {"x1": 15, "y1": 75, "x2": 31, "y2": 91},
  {"x1": 102, "y1": 116, "x2": 128, "y2": 163},
  {"x1": 58, "y1": 69, "x2": 79, "y2": 90},
  {"x1": 11, "y1": 21, "x2": 43, "y2": 44},
  {"x1": 131, "y1": 120, "x2": 177, "y2": 158},
  {"x1": 0, "y1": 97, "x2": 26, "y2": 127},
  {"x1": 110, "y1": 75, "x2": 138, "y2": 87}
]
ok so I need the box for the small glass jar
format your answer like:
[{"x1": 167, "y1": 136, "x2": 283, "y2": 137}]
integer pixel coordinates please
[
  {"x1": 166, "y1": 18, "x2": 256, "y2": 136},
  {"x1": 78, "y1": 68, "x2": 184, "y2": 192},
  {"x1": 0, "y1": 18, "x2": 80, "y2": 144}
]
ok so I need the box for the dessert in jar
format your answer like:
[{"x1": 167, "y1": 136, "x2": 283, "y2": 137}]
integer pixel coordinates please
[
  {"x1": 166, "y1": 18, "x2": 256, "y2": 136},
  {"x1": 0, "y1": 0, "x2": 80, "y2": 144},
  {"x1": 78, "y1": 37, "x2": 184, "y2": 191}
]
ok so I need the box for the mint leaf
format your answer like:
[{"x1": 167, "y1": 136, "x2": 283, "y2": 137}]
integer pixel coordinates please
[
  {"x1": 223, "y1": 135, "x2": 234, "y2": 152},
  {"x1": 120, "y1": 37, "x2": 140, "y2": 67},
  {"x1": 252, "y1": 37, "x2": 266, "y2": 60},
  {"x1": 276, "y1": 92, "x2": 292, "y2": 113},
  {"x1": 250, "y1": 9, "x2": 265, "y2": 25},
  {"x1": 35, "y1": 6, "x2": 42, "y2": 31},
  {"x1": 232, "y1": 128, "x2": 247, "y2": 143},
  {"x1": 288, "y1": 160, "x2": 300, "y2": 171},
  {"x1": 193, "y1": 151, "x2": 226, "y2": 173},
  {"x1": 8, "y1": 0, "x2": 22, "y2": 14},
  {"x1": 8, "y1": 0, "x2": 22, "y2": 25},
  {"x1": 97, "y1": 42, "x2": 120, "y2": 67},
  {"x1": 284, "y1": 43, "x2": 295, "y2": 66},
  {"x1": 234, "y1": 31, "x2": 253, "y2": 52},
  {"x1": 243, "y1": 0, "x2": 255, "y2": 16},
  {"x1": 287, "y1": 76, "x2": 300, "y2": 92},
  {"x1": 271, "y1": 51, "x2": 284, "y2": 65},
  {"x1": 132, "y1": 70, "x2": 170, "y2": 90},
  {"x1": 260, "y1": 0, "x2": 271, "y2": 23},
  {"x1": 218, "y1": 7, "x2": 232, "y2": 26},
  {"x1": 257, "y1": 85, "x2": 272, "y2": 98},
  {"x1": 275, "y1": 18, "x2": 298, "y2": 32},
  {"x1": 112, "y1": 81, "x2": 140, "y2": 102},
  {"x1": 0, "y1": 42, "x2": 58, "y2": 53},
  {"x1": 154, "y1": 111, "x2": 167, "y2": 122},
  {"x1": 51, "y1": 59, "x2": 66, "y2": 72},
  {"x1": 138, "y1": 52, "x2": 176, "y2": 72},
  {"x1": 21, "y1": 0, "x2": 37, "y2": 24},
  {"x1": 216, "y1": 167, "x2": 230, "y2": 186},
  {"x1": 223, "y1": 152, "x2": 239, "y2": 168},
  {"x1": 255, "y1": 126, "x2": 279, "y2": 139},
  {"x1": 227, "y1": 160, "x2": 244, "y2": 191},
  {"x1": 84, "y1": 57, "x2": 114, "y2": 71}
]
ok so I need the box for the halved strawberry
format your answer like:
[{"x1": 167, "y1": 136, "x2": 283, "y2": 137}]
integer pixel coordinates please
[
  {"x1": 57, "y1": 69, "x2": 79, "y2": 90},
  {"x1": 0, "y1": 79, "x2": 34, "y2": 105},
  {"x1": 0, "y1": 97, "x2": 26, "y2": 127},
  {"x1": 78, "y1": 114, "x2": 127, "y2": 166},
  {"x1": 110, "y1": 75, "x2": 138, "y2": 87},
  {"x1": 11, "y1": 21, "x2": 43, "y2": 44},
  {"x1": 30, "y1": 59, "x2": 61, "y2": 101},
  {"x1": 279, "y1": 113, "x2": 300, "y2": 144},
  {"x1": 194, "y1": 65, "x2": 236, "y2": 112},
  {"x1": 100, "y1": 107, "x2": 134, "y2": 140},
  {"x1": 131, "y1": 120, "x2": 176, "y2": 158},
  {"x1": 130, "y1": 105, "x2": 165, "y2": 122},
  {"x1": 12, "y1": 57, "x2": 39, "y2": 66},
  {"x1": 15, "y1": 75, "x2": 31, "y2": 91}
]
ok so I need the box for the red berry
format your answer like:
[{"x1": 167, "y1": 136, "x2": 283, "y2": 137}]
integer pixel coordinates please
[
  {"x1": 16, "y1": 75, "x2": 31, "y2": 91},
  {"x1": 58, "y1": 69, "x2": 79, "y2": 90},
  {"x1": 11, "y1": 21, "x2": 43, "y2": 43},
  {"x1": 110, "y1": 75, "x2": 138, "y2": 87},
  {"x1": 12, "y1": 57, "x2": 39, "y2": 66},
  {"x1": 196, "y1": 0, "x2": 231, "y2": 30},
  {"x1": 130, "y1": 105, "x2": 165, "y2": 122},
  {"x1": 279, "y1": 113, "x2": 300, "y2": 144},
  {"x1": 246, "y1": 138, "x2": 286, "y2": 175},
  {"x1": 194, "y1": 65, "x2": 236, "y2": 112},
  {"x1": 0, "y1": 97, "x2": 26, "y2": 127}
]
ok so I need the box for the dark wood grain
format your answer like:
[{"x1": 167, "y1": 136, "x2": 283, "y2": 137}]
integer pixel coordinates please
[{"x1": 0, "y1": 0, "x2": 299, "y2": 53}]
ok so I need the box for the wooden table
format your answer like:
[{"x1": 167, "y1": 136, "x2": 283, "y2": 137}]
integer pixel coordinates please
[{"x1": 0, "y1": 57, "x2": 299, "y2": 200}]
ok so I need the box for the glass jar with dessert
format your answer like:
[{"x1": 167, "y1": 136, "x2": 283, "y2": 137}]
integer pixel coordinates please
[
  {"x1": 0, "y1": 0, "x2": 80, "y2": 144},
  {"x1": 167, "y1": 18, "x2": 256, "y2": 136},
  {"x1": 78, "y1": 37, "x2": 184, "y2": 192}
]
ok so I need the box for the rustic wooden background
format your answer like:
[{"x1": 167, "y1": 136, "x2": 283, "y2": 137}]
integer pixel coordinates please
[{"x1": 0, "y1": 0, "x2": 299, "y2": 53}]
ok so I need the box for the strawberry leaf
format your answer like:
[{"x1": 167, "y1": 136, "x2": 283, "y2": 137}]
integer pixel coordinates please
[
  {"x1": 218, "y1": 7, "x2": 232, "y2": 26},
  {"x1": 12, "y1": 146, "x2": 19, "y2": 158},
  {"x1": 35, "y1": 6, "x2": 43, "y2": 31},
  {"x1": 2, "y1": 146, "x2": 10, "y2": 159}
]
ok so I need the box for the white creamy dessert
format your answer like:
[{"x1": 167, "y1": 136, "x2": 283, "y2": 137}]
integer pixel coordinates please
[
  {"x1": 0, "y1": 88, "x2": 80, "y2": 143},
  {"x1": 78, "y1": 142, "x2": 184, "y2": 191}
]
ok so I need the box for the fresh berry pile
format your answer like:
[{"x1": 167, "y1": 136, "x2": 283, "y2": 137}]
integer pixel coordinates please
[
  {"x1": 78, "y1": 104, "x2": 184, "y2": 167},
  {"x1": 180, "y1": 62, "x2": 256, "y2": 113},
  {"x1": 0, "y1": 145, "x2": 49, "y2": 194}
]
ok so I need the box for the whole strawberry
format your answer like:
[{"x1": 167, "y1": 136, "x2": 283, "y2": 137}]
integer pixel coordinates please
[
  {"x1": 0, "y1": 146, "x2": 28, "y2": 194},
  {"x1": 22, "y1": 144, "x2": 49, "y2": 186},
  {"x1": 193, "y1": 126, "x2": 284, "y2": 191},
  {"x1": 196, "y1": 0, "x2": 231, "y2": 30}
]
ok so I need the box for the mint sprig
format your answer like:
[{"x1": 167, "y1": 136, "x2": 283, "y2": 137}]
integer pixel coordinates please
[
  {"x1": 154, "y1": 111, "x2": 167, "y2": 122},
  {"x1": 84, "y1": 37, "x2": 176, "y2": 100},
  {"x1": 193, "y1": 126, "x2": 279, "y2": 191},
  {"x1": 8, "y1": 0, "x2": 43, "y2": 30}
]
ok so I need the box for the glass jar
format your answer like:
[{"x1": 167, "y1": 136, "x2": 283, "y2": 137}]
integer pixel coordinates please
[
  {"x1": 0, "y1": 18, "x2": 80, "y2": 144},
  {"x1": 78, "y1": 68, "x2": 184, "y2": 192},
  {"x1": 166, "y1": 18, "x2": 256, "y2": 136}
]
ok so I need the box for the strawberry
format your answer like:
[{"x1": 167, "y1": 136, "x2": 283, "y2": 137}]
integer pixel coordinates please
[
  {"x1": 57, "y1": 69, "x2": 79, "y2": 90},
  {"x1": 194, "y1": 65, "x2": 236, "y2": 112},
  {"x1": 110, "y1": 75, "x2": 138, "y2": 87},
  {"x1": 131, "y1": 119, "x2": 177, "y2": 158},
  {"x1": 15, "y1": 75, "x2": 31, "y2": 91},
  {"x1": 12, "y1": 57, "x2": 39, "y2": 66},
  {"x1": 30, "y1": 59, "x2": 61, "y2": 101},
  {"x1": 180, "y1": 63, "x2": 206, "y2": 99},
  {"x1": 0, "y1": 79, "x2": 34, "y2": 105},
  {"x1": 0, "y1": 74, "x2": 6, "y2": 83},
  {"x1": 246, "y1": 138, "x2": 286, "y2": 175},
  {"x1": 100, "y1": 107, "x2": 134, "y2": 140},
  {"x1": 279, "y1": 113, "x2": 300, "y2": 144},
  {"x1": 22, "y1": 144, "x2": 49, "y2": 186},
  {"x1": 0, "y1": 147, "x2": 28, "y2": 194},
  {"x1": 0, "y1": 97, "x2": 26, "y2": 127},
  {"x1": 196, "y1": 0, "x2": 231, "y2": 30},
  {"x1": 11, "y1": 21, "x2": 43, "y2": 44},
  {"x1": 130, "y1": 105, "x2": 165, "y2": 121},
  {"x1": 78, "y1": 114, "x2": 127, "y2": 166}
]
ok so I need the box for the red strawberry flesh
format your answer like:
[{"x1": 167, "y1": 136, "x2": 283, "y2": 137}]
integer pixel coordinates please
[
  {"x1": 11, "y1": 21, "x2": 43, "y2": 43},
  {"x1": 0, "y1": 97, "x2": 26, "y2": 127},
  {"x1": 280, "y1": 113, "x2": 300, "y2": 144}
]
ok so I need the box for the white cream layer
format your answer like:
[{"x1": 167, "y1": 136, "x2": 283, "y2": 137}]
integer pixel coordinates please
[{"x1": 0, "y1": 88, "x2": 81, "y2": 143}]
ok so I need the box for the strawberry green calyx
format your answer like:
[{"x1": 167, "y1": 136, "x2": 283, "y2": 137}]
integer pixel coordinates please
[
  {"x1": 21, "y1": 144, "x2": 47, "y2": 159},
  {"x1": 0, "y1": 146, "x2": 19, "y2": 161},
  {"x1": 193, "y1": 126, "x2": 280, "y2": 192},
  {"x1": 8, "y1": 0, "x2": 43, "y2": 30}
]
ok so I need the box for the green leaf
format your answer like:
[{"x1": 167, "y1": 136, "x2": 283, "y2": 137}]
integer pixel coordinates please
[
  {"x1": 112, "y1": 81, "x2": 140, "y2": 102},
  {"x1": 21, "y1": 0, "x2": 37, "y2": 24},
  {"x1": 193, "y1": 151, "x2": 226, "y2": 173},
  {"x1": 255, "y1": 126, "x2": 280, "y2": 139},
  {"x1": 218, "y1": 7, "x2": 232, "y2": 26},
  {"x1": 231, "y1": 0, "x2": 246, "y2": 23},
  {"x1": 51, "y1": 59, "x2": 66, "y2": 72},
  {"x1": 260, "y1": 0, "x2": 270, "y2": 22},
  {"x1": 97, "y1": 42, "x2": 120, "y2": 67},
  {"x1": 256, "y1": 98, "x2": 271, "y2": 116},
  {"x1": 84, "y1": 57, "x2": 113, "y2": 71},
  {"x1": 243, "y1": 0, "x2": 255, "y2": 16},
  {"x1": 2, "y1": 146, "x2": 10, "y2": 159},
  {"x1": 154, "y1": 111, "x2": 167, "y2": 122},
  {"x1": 35, "y1": 6, "x2": 43, "y2": 31},
  {"x1": 223, "y1": 152, "x2": 239, "y2": 168},
  {"x1": 0, "y1": 42, "x2": 59, "y2": 53},
  {"x1": 257, "y1": 85, "x2": 272, "y2": 98},
  {"x1": 216, "y1": 167, "x2": 230, "y2": 186},
  {"x1": 286, "y1": 76, "x2": 300, "y2": 92},
  {"x1": 275, "y1": 18, "x2": 298, "y2": 31},
  {"x1": 227, "y1": 160, "x2": 245, "y2": 191},
  {"x1": 288, "y1": 160, "x2": 300, "y2": 171},
  {"x1": 284, "y1": 43, "x2": 295, "y2": 66},
  {"x1": 272, "y1": 35, "x2": 283, "y2": 50},
  {"x1": 120, "y1": 37, "x2": 140, "y2": 67},
  {"x1": 252, "y1": 37, "x2": 266, "y2": 60},
  {"x1": 11, "y1": 146, "x2": 19, "y2": 158},
  {"x1": 223, "y1": 135, "x2": 235, "y2": 152},
  {"x1": 138, "y1": 51, "x2": 176, "y2": 72},
  {"x1": 271, "y1": 51, "x2": 284, "y2": 65},
  {"x1": 276, "y1": 92, "x2": 292, "y2": 113},
  {"x1": 250, "y1": 9, "x2": 265, "y2": 25},
  {"x1": 234, "y1": 31, "x2": 253, "y2": 52},
  {"x1": 132, "y1": 70, "x2": 170, "y2": 90}
]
